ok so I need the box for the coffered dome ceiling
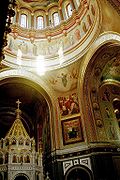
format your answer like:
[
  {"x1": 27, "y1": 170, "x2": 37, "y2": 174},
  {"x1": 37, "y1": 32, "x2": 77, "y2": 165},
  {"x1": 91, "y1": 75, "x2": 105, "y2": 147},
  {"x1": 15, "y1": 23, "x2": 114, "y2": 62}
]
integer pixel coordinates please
[{"x1": 3, "y1": 0, "x2": 101, "y2": 71}]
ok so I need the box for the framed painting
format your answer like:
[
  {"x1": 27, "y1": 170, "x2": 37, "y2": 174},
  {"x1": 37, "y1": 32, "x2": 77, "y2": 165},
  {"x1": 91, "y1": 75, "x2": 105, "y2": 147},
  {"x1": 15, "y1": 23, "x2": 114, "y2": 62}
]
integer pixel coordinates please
[{"x1": 61, "y1": 117, "x2": 83, "y2": 145}]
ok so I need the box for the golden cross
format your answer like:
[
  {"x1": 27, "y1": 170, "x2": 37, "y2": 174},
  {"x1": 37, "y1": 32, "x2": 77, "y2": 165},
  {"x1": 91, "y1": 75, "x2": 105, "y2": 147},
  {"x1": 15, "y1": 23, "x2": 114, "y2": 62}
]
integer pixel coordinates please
[{"x1": 16, "y1": 99, "x2": 21, "y2": 109}]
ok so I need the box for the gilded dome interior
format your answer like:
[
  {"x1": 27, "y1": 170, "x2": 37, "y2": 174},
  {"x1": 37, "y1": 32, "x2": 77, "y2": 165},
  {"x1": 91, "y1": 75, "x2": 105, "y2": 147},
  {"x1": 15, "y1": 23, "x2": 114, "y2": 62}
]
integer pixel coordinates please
[
  {"x1": 4, "y1": 0, "x2": 101, "y2": 71},
  {"x1": 0, "y1": 0, "x2": 120, "y2": 179}
]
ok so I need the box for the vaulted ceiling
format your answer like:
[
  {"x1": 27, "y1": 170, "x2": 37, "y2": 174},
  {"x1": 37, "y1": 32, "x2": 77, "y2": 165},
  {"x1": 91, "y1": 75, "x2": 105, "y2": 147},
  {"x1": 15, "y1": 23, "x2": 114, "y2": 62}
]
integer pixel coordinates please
[{"x1": 0, "y1": 77, "x2": 48, "y2": 140}]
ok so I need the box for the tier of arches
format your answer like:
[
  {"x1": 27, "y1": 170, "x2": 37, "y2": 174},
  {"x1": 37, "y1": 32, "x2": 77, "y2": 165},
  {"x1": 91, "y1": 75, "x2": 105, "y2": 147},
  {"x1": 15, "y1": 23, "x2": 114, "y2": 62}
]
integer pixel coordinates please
[
  {"x1": 0, "y1": 137, "x2": 35, "y2": 150},
  {"x1": 0, "y1": 152, "x2": 31, "y2": 164},
  {"x1": 14, "y1": 0, "x2": 83, "y2": 29}
]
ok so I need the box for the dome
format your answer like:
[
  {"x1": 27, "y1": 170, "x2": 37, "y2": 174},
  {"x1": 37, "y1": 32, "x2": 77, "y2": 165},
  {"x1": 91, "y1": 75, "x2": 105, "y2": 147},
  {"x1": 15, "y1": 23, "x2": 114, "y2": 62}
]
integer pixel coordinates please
[{"x1": 3, "y1": 0, "x2": 101, "y2": 71}]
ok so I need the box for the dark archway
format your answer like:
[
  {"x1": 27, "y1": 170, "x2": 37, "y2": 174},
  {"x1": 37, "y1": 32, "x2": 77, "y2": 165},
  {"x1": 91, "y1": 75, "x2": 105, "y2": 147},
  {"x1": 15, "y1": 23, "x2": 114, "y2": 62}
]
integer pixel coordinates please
[
  {"x1": 14, "y1": 175, "x2": 28, "y2": 180},
  {"x1": 65, "y1": 166, "x2": 92, "y2": 180}
]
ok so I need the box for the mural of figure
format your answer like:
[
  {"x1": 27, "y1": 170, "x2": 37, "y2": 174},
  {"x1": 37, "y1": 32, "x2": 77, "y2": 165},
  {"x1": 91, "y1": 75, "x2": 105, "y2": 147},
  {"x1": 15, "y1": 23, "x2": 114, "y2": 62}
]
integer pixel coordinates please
[
  {"x1": 33, "y1": 43, "x2": 37, "y2": 56},
  {"x1": 87, "y1": 14, "x2": 92, "y2": 26},
  {"x1": 69, "y1": 35, "x2": 74, "y2": 45},
  {"x1": 7, "y1": 37, "x2": 13, "y2": 51},
  {"x1": 18, "y1": 41, "x2": 28, "y2": 54},
  {"x1": 64, "y1": 36, "x2": 70, "y2": 49},
  {"x1": 74, "y1": 29, "x2": 81, "y2": 41},
  {"x1": 58, "y1": 93, "x2": 79, "y2": 116},
  {"x1": 102, "y1": 88, "x2": 110, "y2": 101},
  {"x1": 82, "y1": 22, "x2": 87, "y2": 33},
  {"x1": 109, "y1": 121, "x2": 118, "y2": 140},
  {"x1": 91, "y1": 4, "x2": 95, "y2": 16},
  {"x1": 69, "y1": 94, "x2": 79, "y2": 114},
  {"x1": 58, "y1": 39, "x2": 64, "y2": 51},
  {"x1": 62, "y1": 104, "x2": 69, "y2": 116},
  {"x1": 70, "y1": 101, "x2": 79, "y2": 114},
  {"x1": 58, "y1": 73, "x2": 68, "y2": 87}
]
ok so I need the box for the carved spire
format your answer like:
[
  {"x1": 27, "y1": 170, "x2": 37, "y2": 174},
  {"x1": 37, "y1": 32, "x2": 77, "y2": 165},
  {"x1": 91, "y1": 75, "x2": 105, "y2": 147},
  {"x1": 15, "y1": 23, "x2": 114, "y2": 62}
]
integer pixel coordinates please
[{"x1": 5, "y1": 99, "x2": 29, "y2": 139}]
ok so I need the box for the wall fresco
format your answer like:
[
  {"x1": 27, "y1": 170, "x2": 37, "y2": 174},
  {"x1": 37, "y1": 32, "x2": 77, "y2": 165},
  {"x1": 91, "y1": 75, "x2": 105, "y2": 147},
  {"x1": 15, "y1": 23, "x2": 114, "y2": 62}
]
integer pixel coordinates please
[{"x1": 58, "y1": 93, "x2": 80, "y2": 117}]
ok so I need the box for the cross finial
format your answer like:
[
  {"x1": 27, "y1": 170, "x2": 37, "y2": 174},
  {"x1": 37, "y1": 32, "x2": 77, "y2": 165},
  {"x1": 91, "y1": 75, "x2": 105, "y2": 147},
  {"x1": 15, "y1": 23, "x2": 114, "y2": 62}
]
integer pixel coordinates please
[{"x1": 16, "y1": 99, "x2": 21, "y2": 109}]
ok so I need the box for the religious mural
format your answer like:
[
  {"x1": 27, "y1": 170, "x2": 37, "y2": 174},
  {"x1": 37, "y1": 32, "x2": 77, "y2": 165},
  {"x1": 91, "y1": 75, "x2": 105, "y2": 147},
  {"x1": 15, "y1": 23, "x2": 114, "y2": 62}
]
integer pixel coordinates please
[
  {"x1": 48, "y1": 63, "x2": 79, "y2": 92},
  {"x1": 61, "y1": 117, "x2": 83, "y2": 145},
  {"x1": 58, "y1": 93, "x2": 80, "y2": 117},
  {"x1": 99, "y1": 84, "x2": 120, "y2": 141},
  {"x1": 101, "y1": 53, "x2": 120, "y2": 82},
  {"x1": 5, "y1": 1, "x2": 95, "y2": 59}
]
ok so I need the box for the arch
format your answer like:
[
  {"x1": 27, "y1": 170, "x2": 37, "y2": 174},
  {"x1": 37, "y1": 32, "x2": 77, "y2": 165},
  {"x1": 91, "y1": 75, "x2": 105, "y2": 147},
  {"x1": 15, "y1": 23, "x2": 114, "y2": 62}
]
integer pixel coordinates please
[
  {"x1": 79, "y1": 32, "x2": 120, "y2": 82},
  {"x1": 14, "y1": 173, "x2": 29, "y2": 180},
  {"x1": 78, "y1": 32, "x2": 120, "y2": 142},
  {"x1": 0, "y1": 69, "x2": 54, "y2": 103},
  {"x1": 19, "y1": 7, "x2": 31, "y2": 28},
  {"x1": 63, "y1": 0, "x2": 73, "y2": 19},
  {"x1": 0, "y1": 68, "x2": 59, "y2": 150},
  {"x1": 36, "y1": 15, "x2": 44, "y2": 29},
  {"x1": 20, "y1": 14, "x2": 27, "y2": 28},
  {"x1": 65, "y1": 165, "x2": 93, "y2": 180},
  {"x1": 34, "y1": 9, "x2": 46, "y2": 29},
  {"x1": 52, "y1": 12, "x2": 60, "y2": 26},
  {"x1": 98, "y1": 82, "x2": 120, "y2": 140}
]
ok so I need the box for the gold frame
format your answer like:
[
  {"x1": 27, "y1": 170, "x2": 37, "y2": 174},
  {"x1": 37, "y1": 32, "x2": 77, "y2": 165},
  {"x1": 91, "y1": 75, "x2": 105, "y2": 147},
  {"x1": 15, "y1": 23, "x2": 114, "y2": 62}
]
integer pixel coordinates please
[{"x1": 61, "y1": 116, "x2": 83, "y2": 145}]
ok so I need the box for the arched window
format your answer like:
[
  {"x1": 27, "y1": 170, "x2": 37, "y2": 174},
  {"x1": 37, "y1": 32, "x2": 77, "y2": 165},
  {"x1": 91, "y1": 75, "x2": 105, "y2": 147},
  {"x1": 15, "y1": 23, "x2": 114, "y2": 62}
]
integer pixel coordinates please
[
  {"x1": 20, "y1": 14, "x2": 27, "y2": 28},
  {"x1": 53, "y1": 12, "x2": 60, "y2": 26},
  {"x1": 37, "y1": 16, "x2": 44, "y2": 29},
  {"x1": 66, "y1": 3, "x2": 72, "y2": 18}
]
